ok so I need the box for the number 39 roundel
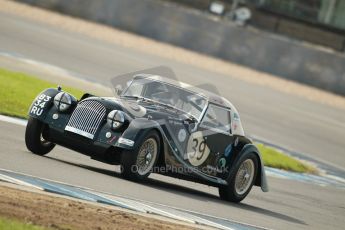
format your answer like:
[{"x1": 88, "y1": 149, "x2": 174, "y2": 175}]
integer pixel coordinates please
[{"x1": 186, "y1": 131, "x2": 210, "y2": 166}]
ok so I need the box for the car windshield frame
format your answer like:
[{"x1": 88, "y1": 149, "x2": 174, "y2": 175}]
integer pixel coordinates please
[{"x1": 120, "y1": 77, "x2": 208, "y2": 121}]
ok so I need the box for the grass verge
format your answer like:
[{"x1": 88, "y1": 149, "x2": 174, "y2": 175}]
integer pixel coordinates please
[
  {"x1": 0, "y1": 68, "x2": 317, "y2": 174},
  {"x1": 257, "y1": 143, "x2": 318, "y2": 174},
  {"x1": 0, "y1": 68, "x2": 84, "y2": 119},
  {"x1": 0, "y1": 217, "x2": 48, "y2": 230}
]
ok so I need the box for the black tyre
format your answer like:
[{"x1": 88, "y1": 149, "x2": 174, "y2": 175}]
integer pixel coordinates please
[
  {"x1": 219, "y1": 153, "x2": 258, "y2": 202},
  {"x1": 121, "y1": 130, "x2": 160, "y2": 181},
  {"x1": 25, "y1": 117, "x2": 55, "y2": 155}
]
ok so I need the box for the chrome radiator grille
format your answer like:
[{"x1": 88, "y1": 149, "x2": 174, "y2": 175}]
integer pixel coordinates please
[{"x1": 65, "y1": 100, "x2": 106, "y2": 139}]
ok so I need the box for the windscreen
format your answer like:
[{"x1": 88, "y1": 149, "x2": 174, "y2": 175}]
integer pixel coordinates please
[{"x1": 122, "y1": 77, "x2": 207, "y2": 120}]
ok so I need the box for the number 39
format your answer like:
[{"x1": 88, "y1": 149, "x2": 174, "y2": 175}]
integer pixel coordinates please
[{"x1": 192, "y1": 137, "x2": 207, "y2": 160}]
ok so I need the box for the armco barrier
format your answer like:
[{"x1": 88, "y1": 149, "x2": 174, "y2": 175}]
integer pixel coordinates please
[{"x1": 16, "y1": 0, "x2": 345, "y2": 96}]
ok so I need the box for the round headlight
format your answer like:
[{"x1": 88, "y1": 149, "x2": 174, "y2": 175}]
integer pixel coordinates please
[
  {"x1": 107, "y1": 110, "x2": 125, "y2": 130},
  {"x1": 54, "y1": 92, "x2": 72, "y2": 112}
]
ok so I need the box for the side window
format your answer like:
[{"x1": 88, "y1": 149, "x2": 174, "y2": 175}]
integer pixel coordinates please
[{"x1": 201, "y1": 104, "x2": 231, "y2": 133}]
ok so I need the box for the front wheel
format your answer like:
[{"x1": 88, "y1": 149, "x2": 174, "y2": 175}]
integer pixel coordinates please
[
  {"x1": 121, "y1": 130, "x2": 160, "y2": 181},
  {"x1": 219, "y1": 153, "x2": 258, "y2": 202},
  {"x1": 25, "y1": 117, "x2": 55, "y2": 156}
]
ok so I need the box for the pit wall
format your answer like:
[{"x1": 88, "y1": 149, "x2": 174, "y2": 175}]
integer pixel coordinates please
[{"x1": 16, "y1": 0, "x2": 345, "y2": 96}]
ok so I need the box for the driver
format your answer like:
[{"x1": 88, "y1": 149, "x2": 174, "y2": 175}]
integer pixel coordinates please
[{"x1": 148, "y1": 82, "x2": 194, "y2": 114}]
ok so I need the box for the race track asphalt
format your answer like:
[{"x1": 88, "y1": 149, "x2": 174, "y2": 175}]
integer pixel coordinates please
[{"x1": 0, "y1": 11, "x2": 345, "y2": 229}]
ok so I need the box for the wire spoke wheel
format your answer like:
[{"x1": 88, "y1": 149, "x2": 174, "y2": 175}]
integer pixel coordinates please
[
  {"x1": 219, "y1": 152, "x2": 258, "y2": 203},
  {"x1": 121, "y1": 131, "x2": 160, "y2": 181},
  {"x1": 135, "y1": 138, "x2": 158, "y2": 176},
  {"x1": 234, "y1": 159, "x2": 255, "y2": 195}
]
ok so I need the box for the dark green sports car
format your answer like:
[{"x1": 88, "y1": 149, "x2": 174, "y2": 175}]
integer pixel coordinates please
[{"x1": 25, "y1": 74, "x2": 268, "y2": 202}]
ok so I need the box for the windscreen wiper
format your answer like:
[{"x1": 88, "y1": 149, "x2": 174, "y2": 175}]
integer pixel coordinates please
[{"x1": 122, "y1": 95, "x2": 157, "y2": 105}]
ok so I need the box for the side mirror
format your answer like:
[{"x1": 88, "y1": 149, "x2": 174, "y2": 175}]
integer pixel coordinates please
[
  {"x1": 114, "y1": 85, "x2": 123, "y2": 96},
  {"x1": 188, "y1": 122, "x2": 198, "y2": 133},
  {"x1": 183, "y1": 118, "x2": 198, "y2": 133}
]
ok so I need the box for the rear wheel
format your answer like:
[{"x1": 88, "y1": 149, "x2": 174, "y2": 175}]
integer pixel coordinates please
[
  {"x1": 219, "y1": 153, "x2": 258, "y2": 202},
  {"x1": 25, "y1": 117, "x2": 55, "y2": 155},
  {"x1": 121, "y1": 130, "x2": 160, "y2": 181}
]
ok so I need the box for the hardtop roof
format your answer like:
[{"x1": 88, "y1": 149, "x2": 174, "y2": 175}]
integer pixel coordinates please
[{"x1": 133, "y1": 74, "x2": 233, "y2": 108}]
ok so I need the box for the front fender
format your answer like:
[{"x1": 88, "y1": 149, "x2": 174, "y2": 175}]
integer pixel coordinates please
[
  {"x1": 115, "y1": 118, "x2": 162, "y2": 150},
  {"x1": 28, "y1": 88, "x2": 60, "y2": 121},
  {"x1": 229, "y1": 144, "x2": 269, "y2": 192}
]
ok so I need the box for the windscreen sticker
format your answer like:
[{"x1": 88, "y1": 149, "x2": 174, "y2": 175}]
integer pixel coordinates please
[{"x1": 233, "y1": 112, "x2": 240, "y2": 121}]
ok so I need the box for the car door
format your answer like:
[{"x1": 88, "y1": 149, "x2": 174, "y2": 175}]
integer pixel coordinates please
[{"x1": 185, "y1": 103, "x2": 234, "y2": 176}]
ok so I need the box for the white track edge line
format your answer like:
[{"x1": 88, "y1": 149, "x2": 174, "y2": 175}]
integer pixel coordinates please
[
  {"x1": 0, "y1": 115, "x2": 27, "y2": 126},
  {"x1": 0, "y1": 174, "x2": 43, "y2": 190},
  {"x1": 0, "y1": 168, "x2": 266, "y2": 230}
]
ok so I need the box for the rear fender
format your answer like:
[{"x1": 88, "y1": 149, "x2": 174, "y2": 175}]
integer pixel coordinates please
[{"x1": 228, "y1": 144, "x2": 269, "y2": 192}]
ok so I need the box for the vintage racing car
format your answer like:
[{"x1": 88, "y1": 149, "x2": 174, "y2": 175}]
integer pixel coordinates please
[{"x1": 25, "y1": 74, "x2": 268, "y2": 202}]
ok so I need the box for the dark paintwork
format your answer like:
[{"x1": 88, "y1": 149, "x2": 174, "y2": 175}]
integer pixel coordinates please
[{"x1": 28, "y1": 88, "x2": 266, "y2": 189}]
